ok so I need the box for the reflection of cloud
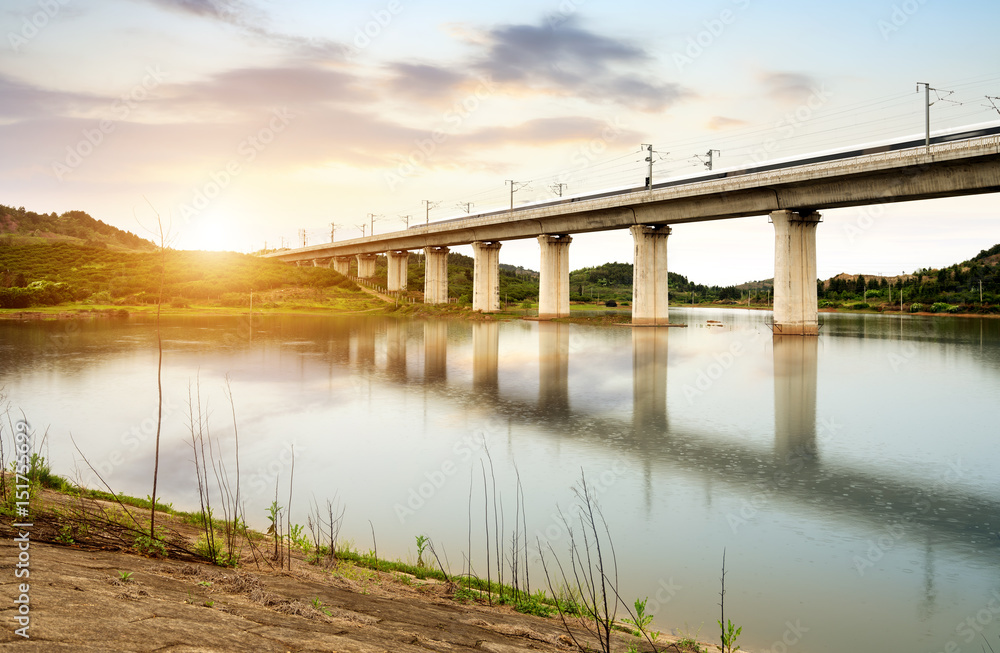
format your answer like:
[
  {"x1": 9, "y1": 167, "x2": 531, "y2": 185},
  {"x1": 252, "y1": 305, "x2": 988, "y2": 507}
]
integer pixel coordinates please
[
  {"x1": 759, "y1": 72, "x2": 817, "y2": 104},
  {"x1": 472, "y1": 18, "x2": 691, "y2": 111},
  {"x1": 707, "y1": 116, "x2": 748, "y2": 130}
]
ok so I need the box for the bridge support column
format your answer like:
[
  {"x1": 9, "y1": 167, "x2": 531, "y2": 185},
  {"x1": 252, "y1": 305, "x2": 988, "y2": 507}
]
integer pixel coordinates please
[
  {"x1": 387, "y1": 250, "x2": 409, "y2": 291},
  {"x1": 333, "y1": 257, "x2": 351, "y2": 275},
  {"x1": 630, "y1": 225, "x2": 671, "y2": 325},
  {"x1": 771, "y1": 210, "x2": 821, "y2": 336},
  {"x1": 472, "y1": 241, "x2": 502, "y2": 313},
  {"x1": 423, "y1": 246, "x2": 450, "y2": 304},
  {"x1": 356, "y1": 254, "x2": 377, "y2": 279},
  {"x1": 537, "y1": 235, "x2": 572, "y2": 319}
]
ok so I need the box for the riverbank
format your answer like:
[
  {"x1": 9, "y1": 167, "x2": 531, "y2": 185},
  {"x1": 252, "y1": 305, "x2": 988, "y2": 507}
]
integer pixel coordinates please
[{"x1": 0, "y1": 483, "x2": 720, "y2": 652}]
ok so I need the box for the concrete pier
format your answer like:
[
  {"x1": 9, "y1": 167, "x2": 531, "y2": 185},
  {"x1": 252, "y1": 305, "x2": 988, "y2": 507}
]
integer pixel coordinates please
[
  {"x1": 630, "y1": 225, "x2": 671, "y2": 325},
  {"x1": 333, "y1": 256, "x2": 352, "y2": 275},
  {"x1": 771, "y1": 210, "x2": 821, "y2": 335},
  {"x1": 537, "y1": 234, "x2": 572, "y2": 319},
  {"x1": 423, "y1": 246, "x2": 450, "y2": 304},
  {"x1": 387, "y1": 250, "x2": 409, "y2": 292},
  {"x1": 356, "y1": 254, "x2": 378, "y2": 279},
  {"x1": 472, "y1": 241, "x2": 502, "y2": 313}
]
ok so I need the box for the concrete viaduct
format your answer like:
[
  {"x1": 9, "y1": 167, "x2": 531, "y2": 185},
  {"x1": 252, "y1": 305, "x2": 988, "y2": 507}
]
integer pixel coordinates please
[{"x1": 267, "y1": 134, "x2": 1000, "y2": 335}]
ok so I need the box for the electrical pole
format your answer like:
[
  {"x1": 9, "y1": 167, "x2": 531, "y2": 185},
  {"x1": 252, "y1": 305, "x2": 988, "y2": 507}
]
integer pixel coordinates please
[
  {"x1": 506, "y1": 180, "x2": 527, "y2": 210},
  {"x1": 705, "y1": 149, "x2": 720, "y2": 170},
  {"x1": 917, "y1": 82, "x2": 930, "y2": 151},
  {"x1": 642, "y1": 144, "x2": 653, "y2": 190},
  {"x1": 399, "y1": 214, "x2": 411, "y2": 229},
  {"x1": 423, "y1": 200, "x2": 439, "y2": 225},
  {"x1": 299, "y1": 229, "x2": 307, "y2": 247},
  {"x1": 367, "y1": 213, "x2": 381, "y2": 235},
  {"x1": 330, "y1": 223, "x2": 336, "y2": 242},
  {"x1": 457, "y1": 202, "x2": 474, "y2": 213},
  {"x1": 357, "y1": 223, "x2": 367, "y2": 238},
  {"x1": 550, "y1": 183, "x2": 567, "y2": 197}
]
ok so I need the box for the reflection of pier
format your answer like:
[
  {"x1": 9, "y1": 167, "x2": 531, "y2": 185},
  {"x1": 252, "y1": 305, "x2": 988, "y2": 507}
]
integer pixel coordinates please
[
  {"x1": 633, "y1": 328, "x2": 669, "y2": 433},
  {"x1": 386, "y1": 321, "x2": 407, "y2": 380},
  {"x1": 352, "y1": 320, "x2": 999, "y2": 560},
  {"x1": 424, "y1": 322, "x2": 447, "y2": 382},
  {"x1": 472, "y1": 322, "x2": 499, "y2": 393},
  {"x1": 538, "y1": 323, "x2": 570, "y2": 415},
  {"x1": 773, "y1": 335, "x2": 818, "y2": 463}
]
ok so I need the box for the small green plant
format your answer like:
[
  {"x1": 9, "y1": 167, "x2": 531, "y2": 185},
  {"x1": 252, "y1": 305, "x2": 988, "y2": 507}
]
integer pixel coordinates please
[
  {"x1": 623, "y1": 597, "x2": 660, "y2": 640},
  {"x1": 118, "y1": 571, "x2": 134, "y2": 583},
  {"x1": 310, "y1": 596, "x2": 332, "y2": 616},
  {"x1": 289, "y1": 523, "x2": 310, "y2": 551},
  {"x1": 677, "y1": 638, "x2": 704, "y2": 652},
  {"x1": 203, "y1": 600, "x2": 215, "y2": 608},
  {"x1": 414, "y1": 534, "x2": 428, "y2": 568},
  {"x1": 55, "y1": 524, "x2": 75, "y2": 545},
  {"x1": 133, "y1": 533, "x2": 168, "y2": 557},
  {"x1": 197, "y1": 581, "x2": 212, "y2": 588},
  {"x1": 718, "y1": 618, "x2": 742, "y2": 653}
]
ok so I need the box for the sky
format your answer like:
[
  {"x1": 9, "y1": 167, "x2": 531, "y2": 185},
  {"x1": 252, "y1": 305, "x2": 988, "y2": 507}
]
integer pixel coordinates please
[{"x1": 2, "y1": 0, "x2": 999, "y2": 285}]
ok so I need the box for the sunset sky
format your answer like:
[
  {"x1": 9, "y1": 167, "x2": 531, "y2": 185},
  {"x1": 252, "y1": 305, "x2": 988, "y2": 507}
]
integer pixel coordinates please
[{"x1": 2, "y1": 0, "x2": 998, "y2": 285}]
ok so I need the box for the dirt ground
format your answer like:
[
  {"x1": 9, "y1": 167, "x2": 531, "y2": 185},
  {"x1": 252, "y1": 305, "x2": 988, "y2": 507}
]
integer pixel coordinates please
[{"x1": 0, "y1": 490, "x2": 719, "y2": 653}]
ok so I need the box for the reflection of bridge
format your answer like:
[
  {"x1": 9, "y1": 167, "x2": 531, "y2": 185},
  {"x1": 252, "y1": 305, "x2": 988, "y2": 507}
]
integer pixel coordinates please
[
  {"x1": 268, "y1": 131, "x2": 1000, "y2": 333},
  {"x1": 343, "y1": 319, "x2": 999, "y2": 557}
]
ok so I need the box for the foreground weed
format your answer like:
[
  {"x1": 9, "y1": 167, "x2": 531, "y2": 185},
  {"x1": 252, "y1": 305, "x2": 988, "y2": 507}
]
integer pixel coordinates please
[{"x1": 118, "y1": 571, "x2": 134, "y2": 583}]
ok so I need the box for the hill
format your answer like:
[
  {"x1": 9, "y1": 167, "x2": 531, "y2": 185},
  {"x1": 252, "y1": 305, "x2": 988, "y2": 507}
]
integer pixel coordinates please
[
  {"x1": 0, "y1": 204, "x2": 155, "y2": 251},
  {"x1": 0, "y1": 241, "x2": 362, "y2": 309}
]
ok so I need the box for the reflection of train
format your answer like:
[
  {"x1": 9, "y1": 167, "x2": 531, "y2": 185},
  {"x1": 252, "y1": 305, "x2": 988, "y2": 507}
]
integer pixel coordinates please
[{"x1": 411, "y1": 123, "x2": 1000, "y2": 230}]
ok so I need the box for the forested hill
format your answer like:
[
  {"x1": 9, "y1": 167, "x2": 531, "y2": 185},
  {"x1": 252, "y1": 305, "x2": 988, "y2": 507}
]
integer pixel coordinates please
[{"x1": 0, "y1": 204, "x2": 154, "y2": 251}]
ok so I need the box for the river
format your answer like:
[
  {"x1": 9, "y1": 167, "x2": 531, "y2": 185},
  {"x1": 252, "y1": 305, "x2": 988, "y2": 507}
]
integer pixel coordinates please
[{"x1": 2, "y1": 308, "x2": 998, "y2": 653}]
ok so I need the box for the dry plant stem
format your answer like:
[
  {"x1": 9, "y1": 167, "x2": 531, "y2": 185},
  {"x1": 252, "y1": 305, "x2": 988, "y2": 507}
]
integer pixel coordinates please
[
  {"x1": 286, "y1": 446, "x2": 295, "y2": 571},
  {"x1": 426, "y1": 539, "x2": 450, "y2": 583},
  {"x1": 719, "y1": 548, "x2": 727, "y2": 653},
  {"x1": 148, "y1": 202, "x2": 166, "y2": 541},
  {"x1": 368, "y1": 520, "x2": 378, "y2": 566},
  {"x1": 538, "y1": 539, "x2": 585, "y2": 652},
  {"x1": 481, "y1": 462, "x2": 492, "y2": 605}
]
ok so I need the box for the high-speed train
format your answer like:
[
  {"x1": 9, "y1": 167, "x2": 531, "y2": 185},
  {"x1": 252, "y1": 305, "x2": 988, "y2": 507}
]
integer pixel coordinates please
[{"x1": 411, "y1": 122, "x2": 1000, "y2": 229}]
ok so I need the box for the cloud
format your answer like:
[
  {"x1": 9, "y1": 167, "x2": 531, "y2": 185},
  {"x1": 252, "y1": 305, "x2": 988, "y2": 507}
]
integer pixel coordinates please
[
  {"x1": 463, "y1": 116, "x2": 641, "y2": 148},
  {"x1": 706, "y1": 116, "x2": 749, "y2": 130},
  {"x1": 140, "y1": 0, "x2": 351, "y2": 61},
  {"x1": 471, "y1": 18, "x2": 691, "y2": 111},
  {"x1": 384, "y1": 63, "x2": 468, "y2": 103},
  {"x1": 759, "y1": 72, "x2": 818, "y2": 104},
  {"x1": 0, "y1": 74, "x2": 105, "y2": 120}
]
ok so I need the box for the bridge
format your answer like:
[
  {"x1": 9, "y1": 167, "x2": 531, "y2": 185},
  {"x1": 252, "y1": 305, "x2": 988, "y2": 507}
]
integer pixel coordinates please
[{"x1": 267, "y1": 130, "x2": 1000, "y2": 335}]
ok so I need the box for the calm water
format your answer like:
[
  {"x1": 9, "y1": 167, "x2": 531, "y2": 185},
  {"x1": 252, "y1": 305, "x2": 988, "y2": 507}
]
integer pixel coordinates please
[{"x1": 2, "y1": 309, "x2": 999, "y2": 653}]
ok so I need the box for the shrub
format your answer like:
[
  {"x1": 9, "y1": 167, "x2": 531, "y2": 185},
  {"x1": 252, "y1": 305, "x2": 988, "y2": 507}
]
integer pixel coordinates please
[
  {"x1": 909, "y1": 303, "x2": 924, "y2": 313},
  {"x1": 605, "y1": 299, "x2": 617, "y2": 307}
]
